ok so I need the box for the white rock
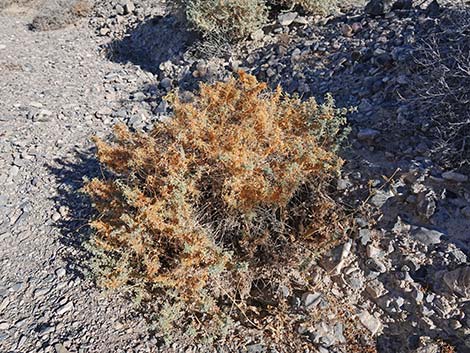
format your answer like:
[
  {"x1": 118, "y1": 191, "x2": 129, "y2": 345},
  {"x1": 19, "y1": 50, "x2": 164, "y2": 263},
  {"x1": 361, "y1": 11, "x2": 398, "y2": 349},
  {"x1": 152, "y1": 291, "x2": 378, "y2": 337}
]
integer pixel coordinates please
[
  {"x1": 278, "y1": 12, "x2": 298, "y2": 26},
  {"x1": 358, "y1": 310, "x2": 382, "y2": 335}
]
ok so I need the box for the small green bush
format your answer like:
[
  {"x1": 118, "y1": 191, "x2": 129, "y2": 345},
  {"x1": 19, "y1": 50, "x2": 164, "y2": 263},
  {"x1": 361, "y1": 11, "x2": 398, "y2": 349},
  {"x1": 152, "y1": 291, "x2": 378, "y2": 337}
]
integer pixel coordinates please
[
  {"x1": 175, "y1": 0, "x2": 268, "y2": 42},
  {"x1": 86, "y1": 72, "x2": 350, "y2": 343}
]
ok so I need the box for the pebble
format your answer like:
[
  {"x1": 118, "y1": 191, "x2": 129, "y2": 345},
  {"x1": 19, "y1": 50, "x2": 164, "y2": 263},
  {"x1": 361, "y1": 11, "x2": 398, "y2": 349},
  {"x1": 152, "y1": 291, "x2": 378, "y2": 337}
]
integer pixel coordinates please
[
  {"x1": 9, "y1": 165, "x2": 19, "y2": 177},
  {"x1": 357, "y1": 128, "x2": 380, "y2": 141},
  {"x1": 278, "y1": 12, "x2": 298, "y2": 27},
  {"x1": 341, "y1": 24, "x2": 353, "y2": 37},
  {"x1": 160, "y1": 78, "x2": 172, "y2": 90},
  {"x1": 55, "y1": 268, "x2": 66, "y2": 278},
  {"x1": 366, "y1": 279, "x2": 388, "y2": 299},
  {"x1": 57, "y1": 302, "x2": 73, "y2": 315},
  {"x1": 122, "y1": 0, "x2": 135, "y2": 15},
  {"x1": 302, "y1": 292, "x2": 322, "y2": 309},
  {"x1": 54, "y1": 343, "x2": 70, "y2": 353},
  {"x1": 33, "y1": 109, "x2": 54, "y2": 122},
  {"x1": 0, "y1": 322, "x2": 9, "y2": 330},
  {"x1": 34, "y1": 287, "x2": 50, "y2": 298},
  {"x1": 38, "y1": 324, "x2": 55, "y2": 336}
]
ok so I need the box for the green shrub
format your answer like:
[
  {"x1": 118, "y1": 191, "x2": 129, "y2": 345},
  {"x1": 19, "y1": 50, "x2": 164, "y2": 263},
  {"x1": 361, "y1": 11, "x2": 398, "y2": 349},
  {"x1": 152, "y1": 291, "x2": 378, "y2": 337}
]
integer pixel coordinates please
[
  {"x1": 174, "y1": 0, "x2": 268, "y2": 42},
  {"x1": 86, "y1": 72, "x2": 350, "y2": 342}
]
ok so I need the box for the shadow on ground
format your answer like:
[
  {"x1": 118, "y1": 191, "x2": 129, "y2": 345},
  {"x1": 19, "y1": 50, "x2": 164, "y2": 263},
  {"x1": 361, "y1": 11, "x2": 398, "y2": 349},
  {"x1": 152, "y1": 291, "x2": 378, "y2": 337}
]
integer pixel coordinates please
[
  {"x1": 106, "y1": 15, "x2": 198, "y2": 74},
  {"x1": 47, "y1": 149, "x2": 102, "y2": 279}
]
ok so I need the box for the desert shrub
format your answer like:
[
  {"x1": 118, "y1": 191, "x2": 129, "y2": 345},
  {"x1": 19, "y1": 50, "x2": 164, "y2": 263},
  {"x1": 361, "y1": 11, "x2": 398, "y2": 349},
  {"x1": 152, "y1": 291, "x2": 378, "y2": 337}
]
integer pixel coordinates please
[
  {"x1": 411, "y1": 7, "x2": 470, "y2": 171},
  {"x1": 31, "y1": 0, "x2": 92, "y2": 31},
  {"x1": 174, "y1": 0, "x2": 268, "y2": 42},
  {"x1": 86, "y1": 72, "x2": 350, "y2": 342}
]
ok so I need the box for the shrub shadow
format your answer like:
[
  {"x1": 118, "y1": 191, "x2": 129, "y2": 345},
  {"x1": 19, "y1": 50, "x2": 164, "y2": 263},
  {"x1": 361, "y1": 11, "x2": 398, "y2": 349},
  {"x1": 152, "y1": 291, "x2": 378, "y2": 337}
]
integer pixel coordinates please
[
  {"x1": 47, "y1": 149, "x2": 102, "y2": 279},
  {"x1": 106, "y1": 15, "x2": 198, "y2": 74}
]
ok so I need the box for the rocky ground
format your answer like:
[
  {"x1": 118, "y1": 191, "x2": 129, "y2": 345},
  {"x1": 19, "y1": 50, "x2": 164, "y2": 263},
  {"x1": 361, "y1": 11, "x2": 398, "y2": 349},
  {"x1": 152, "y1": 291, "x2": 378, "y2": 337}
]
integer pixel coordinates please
[{"x1": 0, "y1": 0, "x2": 469, "y2": 352}]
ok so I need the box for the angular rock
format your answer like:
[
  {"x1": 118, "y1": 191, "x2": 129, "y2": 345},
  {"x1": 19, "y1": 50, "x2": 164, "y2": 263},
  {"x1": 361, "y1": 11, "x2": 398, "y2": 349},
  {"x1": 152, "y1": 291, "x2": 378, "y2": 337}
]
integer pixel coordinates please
[
  {"x1": 441, "y1": 266, "x2": 470, "y2": 298},
  {"x1": 411, "y1": 227, "x2": 443, "y2": 247},
  {"x1": 358, "y1": 310, "x2": 382, "y2": 335},
  {"x1": 278, "y1": 12, "x2": 298, "y2": 27}
]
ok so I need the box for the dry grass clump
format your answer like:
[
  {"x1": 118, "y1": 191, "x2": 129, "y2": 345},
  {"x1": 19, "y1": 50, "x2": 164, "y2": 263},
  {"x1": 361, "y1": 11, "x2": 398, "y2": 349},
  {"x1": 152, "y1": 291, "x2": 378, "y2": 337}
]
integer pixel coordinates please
[
  {"x1": 175, "y1": 0, "x2": 268, "y2": 42},
  {"x1": 31, "y1": 0, "x2": 92, "y2": 31},
  {"x1": 86, "y1": 72, "x2": 350, "y2": 343},
  {"x1": 411, "y1": 6, "x2": 470, "y2": 172}
]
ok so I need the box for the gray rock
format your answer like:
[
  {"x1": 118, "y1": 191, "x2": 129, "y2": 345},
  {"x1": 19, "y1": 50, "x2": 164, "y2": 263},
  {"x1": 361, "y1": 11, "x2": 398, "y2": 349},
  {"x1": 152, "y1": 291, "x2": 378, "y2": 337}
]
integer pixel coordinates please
[
  {"x1": 278, "y1": 12, "x2": 298, "y2": 27},
  {"x1": 54, "y1": 343, "x2": 70, "y2": 353},
  {"x1": 9, "y1": 165, "x2": 19, "y2": 177},
  {"x1": 461, "y1": 206, "x2": 470, "y2": 219},
  {"x1": 365, "y1": 0, "x2": 394, "y2": 16},
  {"x1": 359, "y1": 229, "x2": 371, "y2": 245},
  {"x1": 57, "y1": 301, "x2": 73, "y2": 315},
  {"x1": 370, "y1": 189, "x2": 393, "y2": 208},
  {"x1": 251, "y1": 29, "x2": 265, "y2": 42},
  {"x1": 442, "y1": 171, "x2": 468, "y2": 183},
  {"x1": 357, "y1": 128, "x2": 380, "y2": 141},
  {"x1": 411, "y1": 227, "x2": 443, "y2": 246},
  {"x1": 426, "y1": 0, "x2": 440, "y2": 17},
  {"x1": 416, "y1": 190, "x2": 437, "y2": 219},
  {"x1": 122, "y1": 0, "x2": 135, "y2": 15},
  {"x1": 55, "y1": 268, "x2": 66, "y2": 278},
  {"x1": 34, "y1": 287, "x2": 50, "y2": 298},
  {"x1": 37, "y1": 324, "x2": 55, "y2": 336},
  {"x1": 160, "y1": 78, "x2": 173, "y2": 90},
  {"x1": 392, "y1": 0, "x2": 413, "y2": 10},
  {"x1": 441, "y1": 266, "x2": 470, "y2": 297},
  {"x1": 366, "y1": 258, "x2": 387, "y2": 273},
  {"x1": 246, "y1": 343, "x2": 265, "y2": 353},
  {"x1": 302, "y1": 292, "x2": 322, "y2": 309}
]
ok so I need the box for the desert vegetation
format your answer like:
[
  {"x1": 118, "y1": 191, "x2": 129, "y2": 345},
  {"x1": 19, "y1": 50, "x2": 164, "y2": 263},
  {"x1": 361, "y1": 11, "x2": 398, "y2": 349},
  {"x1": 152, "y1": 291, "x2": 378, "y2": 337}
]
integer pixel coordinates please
[
  {"x1": 412, "y1": 5, "x2": 470, "y2": 172},
  {"x1": 85, "y1": 72, "x2": 351, "y2": 343},
  {"x1": 173, "y1": 0, "x2": 343, "y2": 43},
  {"x1": 1, "y1": 0, "x2": 469, "y2": 351}
]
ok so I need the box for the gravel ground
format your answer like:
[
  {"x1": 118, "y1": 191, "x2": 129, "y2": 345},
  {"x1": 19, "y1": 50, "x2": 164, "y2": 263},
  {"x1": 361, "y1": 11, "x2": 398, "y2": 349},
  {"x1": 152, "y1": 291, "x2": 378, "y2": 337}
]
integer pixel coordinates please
[{"x1": 0, "y1": 1, "x2": 469, "y2": 352}]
